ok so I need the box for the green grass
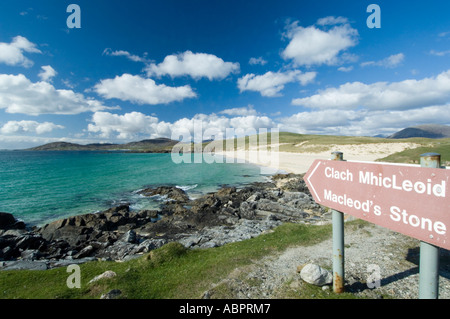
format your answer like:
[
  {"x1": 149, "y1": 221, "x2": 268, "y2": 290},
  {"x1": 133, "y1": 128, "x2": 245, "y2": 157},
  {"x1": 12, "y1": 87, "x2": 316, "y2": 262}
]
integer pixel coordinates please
[
  {"x1": 0, "y1": 222, "x2": 336, "y2": 299},
  {"x1": 377, "y1": 138, "x2": 450, "y2": 164},
  {"x1": 277, "y1": 133, "x2": 450, "y2": 164}
]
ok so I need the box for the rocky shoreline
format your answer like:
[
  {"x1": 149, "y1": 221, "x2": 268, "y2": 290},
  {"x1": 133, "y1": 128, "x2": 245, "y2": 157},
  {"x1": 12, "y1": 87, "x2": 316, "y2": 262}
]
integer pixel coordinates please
[{"x1": 0, "y1": 174, "x2": 330, "y2": 271}]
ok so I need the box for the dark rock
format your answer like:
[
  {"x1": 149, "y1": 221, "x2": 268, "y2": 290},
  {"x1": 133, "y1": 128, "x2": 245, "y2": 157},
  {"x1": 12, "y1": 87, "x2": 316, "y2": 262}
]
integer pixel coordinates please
[
  {"x1": 1, "y1": 246, "x2": 17, "y2": 260},
  {"x1": 40, "y1": 224, "x2": 86, "y2": 246},
  {"x1": 134, "y1": 238, "x2": 167, "y2": 254},
  {"x1": 0, "y1": 212, "x2": 25, "y2": 230},
  {"x1": 100, "y1": 289, "x2": 122, "y2": 299},
  {"x1": 20, "y1": 249, "x2": 42, "y2": 261},
  {"x1": 138, "y1": 210, "x2": 159, "y2": 219},
  {"x1": 272, "y1": 173, "x2": 310, "y2": 193},
  {"x1": 216, "y1": 187, "x2": 237, "y2": 198},
  {"x1": 0, "y1": 212, "x2": 16, "y2": 229},
  {"x1": 74, "y1": 245, "x2": 94, "y2": 259},
  {"x1": 122, "y1": 230, "x2": 137, "y2": 243},
  {"x1": 97, "y1": 241, "x2": 136, "y2": 260},
  {"x1": 161, "y1": 203, "x2": 189, "y2": 215},
  {"x1": 96, "y1": 232, "x2": 118, "y2": 244},
  {"x1": 2, "y1": 229, "x2": 27, "y2": 237},
  {"x1": 103, "y1": 204, "x2": 130, "y2": 215},
  {"x1": 138, "y1": 186, "x2": 189, "y2": 203},
  {"x1": 15, "y1": 234, "x2": 46, "y2": 250},
  {"x1": 239, "y1": 201, "x2": 257, "y2": 219}
]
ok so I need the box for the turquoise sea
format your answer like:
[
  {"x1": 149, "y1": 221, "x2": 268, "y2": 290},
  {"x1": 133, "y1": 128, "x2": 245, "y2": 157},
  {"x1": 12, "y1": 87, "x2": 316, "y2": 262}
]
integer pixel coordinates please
[{"x1": 0, "y1": 151, "x2": 268, "y2": 226}]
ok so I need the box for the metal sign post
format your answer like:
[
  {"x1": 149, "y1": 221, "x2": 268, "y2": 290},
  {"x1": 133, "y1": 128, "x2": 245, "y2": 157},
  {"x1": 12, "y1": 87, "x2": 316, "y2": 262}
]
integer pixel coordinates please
[
  {"x1": 419, "y1": 153, "x2": 441, "y2": 299},
  {"x1": 331, "y1": 151, "x2": 345, "y2": 293}
]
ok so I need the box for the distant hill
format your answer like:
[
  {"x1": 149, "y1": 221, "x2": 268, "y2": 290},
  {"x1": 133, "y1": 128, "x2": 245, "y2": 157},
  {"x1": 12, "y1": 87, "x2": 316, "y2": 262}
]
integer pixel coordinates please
[
  {"x1": 388, "y1": 124, "x2": 450, "y2": 139},
  {"x1": 27, "y1": 138, "x2": 179, "y2": 152},
  {"x1": 28, "y1": 142, "x2": 118, "y2": 151}
]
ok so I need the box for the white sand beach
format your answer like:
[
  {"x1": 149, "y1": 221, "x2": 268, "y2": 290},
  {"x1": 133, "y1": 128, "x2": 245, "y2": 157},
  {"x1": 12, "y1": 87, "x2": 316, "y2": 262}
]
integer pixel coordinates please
[{"x1": 218, "y1": 142, "x2": 421, "y2": 174}]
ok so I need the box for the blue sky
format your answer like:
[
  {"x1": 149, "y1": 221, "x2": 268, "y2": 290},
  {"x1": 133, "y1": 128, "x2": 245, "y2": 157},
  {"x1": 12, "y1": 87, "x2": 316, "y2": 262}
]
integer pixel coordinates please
[{"x1": 0, "y1": 0, "x2": 450, "y2": 149}]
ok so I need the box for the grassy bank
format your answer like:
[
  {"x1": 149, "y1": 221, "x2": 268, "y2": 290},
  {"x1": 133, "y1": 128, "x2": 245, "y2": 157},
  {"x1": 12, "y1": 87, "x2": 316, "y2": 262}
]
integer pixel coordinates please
[
  {"x1": 377, "y1": 138, "x2": 450, "y2": 164},
  {"x1": 0, "y1": 222, "x2": 363, "y2": 299}
]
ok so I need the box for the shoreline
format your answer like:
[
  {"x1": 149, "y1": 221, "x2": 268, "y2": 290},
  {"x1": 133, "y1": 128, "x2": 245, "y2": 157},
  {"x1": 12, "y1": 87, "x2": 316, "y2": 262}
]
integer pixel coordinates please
[{"x1": 1, "y1": 173, "x2": 325, "y2": 270}]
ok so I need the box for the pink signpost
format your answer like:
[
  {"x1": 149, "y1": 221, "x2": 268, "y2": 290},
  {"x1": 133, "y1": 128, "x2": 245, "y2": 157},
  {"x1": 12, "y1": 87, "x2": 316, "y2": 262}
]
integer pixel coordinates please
[
  {"x1": 305, "y1": 159, "x2": 449, "y2": 249},
  {"x1": 304, "y1": 152, "x2": 449, "y2": 298}
]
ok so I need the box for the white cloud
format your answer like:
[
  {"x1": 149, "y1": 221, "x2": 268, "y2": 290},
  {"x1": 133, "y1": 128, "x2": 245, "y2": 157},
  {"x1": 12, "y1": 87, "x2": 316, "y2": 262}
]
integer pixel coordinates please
[
  {"x1": 62, "y1": 79, "x2": 76, "y2": 89},
  {"x1": 229, "y1": 115, "x2": 275, "y2": 133},
  {"x1": 279, "y1": 104, "x2": 450, "y2": 136},
  {"x1": 38, "y1": 65, "x2": 57, "y2": 82},
  {"x1": 88, "y1": 111, "x2": 276, "y2": 142},
  {"x1": 279, "y1": 109, "x2": 362, "y2": 134},
  {"x1": 103, "y1": 48, "x2": 148, "y2": 63},
  {"x1": 292, "y1": 69, "x2": 450, "y2": 111},
  {"x1": 145, "y1": 51, "x2": 240, "y2": 80},
  {"x1": 316, "y1": 16, "x2": 349, "y2": 26},
  {"x1": 171, "y1": 113, "x2": 275, "y2": 142},
  {"x1": 356, "y1": 105, "x2": 450, "y2": 133},
  {"x1": 238, "y1": 70, "x2": 316, "y2": 97},
  {"x1": 361, "y1": 53, "x2": 404, "y2": 68},
  {"x1": 0, "y1": 36, "x2": 41, "y2": 68},
  {"x1": 171, "y1": 113, "x2": 232, "y2": 141},
  {"x1": 249, "y1": 57, "x2": 267, "y2": 65},
  {"x1": 219, "y1": 105, "x2": 258, "y2": 116},
  {"x1": 1, "y1": 120, "x2": 64, "y2": 135},
  {"x1": 0, "y1": 73, "x2": 115, "y2": 115},
  {"x1": 430, "y1": 50, "x2": 450, "y2": 57},
  {"x1": 281, "y1": 19, "x2": 358, "y2": 67},
  {"x1": 94, "y1": 73, "x2": 197, "y2": 105},
  {"x1": 337, "y1": 66, "x2": 354, "y2": 72},
  {"x1": 87, "y1": 111, "x2": 165, "y2": 139}
]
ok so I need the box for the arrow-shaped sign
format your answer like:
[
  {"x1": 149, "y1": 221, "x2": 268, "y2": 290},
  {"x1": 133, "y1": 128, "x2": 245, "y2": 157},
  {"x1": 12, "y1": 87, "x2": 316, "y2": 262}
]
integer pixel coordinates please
[{"x1": 304, "y1": 159, "x2": 450, "y2": 250}]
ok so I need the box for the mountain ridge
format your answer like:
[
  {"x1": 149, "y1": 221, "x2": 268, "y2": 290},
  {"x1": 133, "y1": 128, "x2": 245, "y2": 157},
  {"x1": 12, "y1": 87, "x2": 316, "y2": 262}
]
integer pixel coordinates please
[{"x1": 388, "y1": 124, "x2": 450, "y2": 139}]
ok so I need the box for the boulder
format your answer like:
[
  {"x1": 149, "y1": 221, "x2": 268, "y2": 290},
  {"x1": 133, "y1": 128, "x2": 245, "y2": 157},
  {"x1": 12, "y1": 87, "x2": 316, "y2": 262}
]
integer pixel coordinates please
[
  {"x1": 300, "y1": 263, "x2": 332, "y2": 286},
  {"x1": 0, "y1": 212, "x2": 16, "y2": 229},
  {"x1": 0, "y1": 212, "x2": 25, "y2": 230}
]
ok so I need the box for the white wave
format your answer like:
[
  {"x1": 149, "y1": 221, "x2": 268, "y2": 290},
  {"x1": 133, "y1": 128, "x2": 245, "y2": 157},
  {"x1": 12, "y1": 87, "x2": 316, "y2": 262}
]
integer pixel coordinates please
[{"x1": 175, "y1": 184, "x2": 198, "y2": 191}]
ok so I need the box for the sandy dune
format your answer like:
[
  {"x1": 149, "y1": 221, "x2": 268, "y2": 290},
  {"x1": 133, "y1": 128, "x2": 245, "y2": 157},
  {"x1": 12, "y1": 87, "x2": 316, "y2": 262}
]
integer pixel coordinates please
[{"x1": 218, "y1": 142, "x2": 420, "y2": 174}]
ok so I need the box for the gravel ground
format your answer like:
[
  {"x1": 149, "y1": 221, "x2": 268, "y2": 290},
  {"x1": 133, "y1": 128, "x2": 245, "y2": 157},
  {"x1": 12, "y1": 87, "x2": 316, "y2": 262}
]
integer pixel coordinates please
[{"x1": 205, "y1": 220, "x2": 450, "y2": 299}]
